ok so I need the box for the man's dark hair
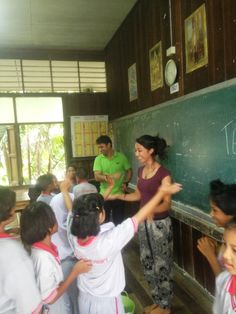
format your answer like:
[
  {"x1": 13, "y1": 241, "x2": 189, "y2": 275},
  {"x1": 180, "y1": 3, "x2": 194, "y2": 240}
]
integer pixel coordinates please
[{"x1": 96, "y1": 135, "x2": 112, "y2": 146}]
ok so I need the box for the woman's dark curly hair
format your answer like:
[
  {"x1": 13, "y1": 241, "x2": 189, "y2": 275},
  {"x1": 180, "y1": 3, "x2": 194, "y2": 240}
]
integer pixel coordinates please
[{"x1": 71, "y1": 193, "x2": 104, "y2": 239}]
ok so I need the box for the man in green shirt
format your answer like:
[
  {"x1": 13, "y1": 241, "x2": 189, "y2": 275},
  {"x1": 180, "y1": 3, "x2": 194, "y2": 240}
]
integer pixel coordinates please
[{"x1": 93, "y1": 135, "x2": 132, "y2": 225}]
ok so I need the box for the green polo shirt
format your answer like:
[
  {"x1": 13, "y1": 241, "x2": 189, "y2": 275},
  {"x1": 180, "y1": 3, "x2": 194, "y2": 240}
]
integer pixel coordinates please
[{"x1": 93, "y1": 151, "x2": 131, "y2": 195}]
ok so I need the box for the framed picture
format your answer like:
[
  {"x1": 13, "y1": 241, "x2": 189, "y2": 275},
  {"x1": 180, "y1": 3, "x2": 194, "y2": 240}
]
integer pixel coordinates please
[
  {"x1": 149, "y1": 41, "x2": 163, "y2": 91},
  {"x1": 185, "y1": 3, "x2": 208, "y2": 74},
  {"x1": 128, "y1": 63, "x2": 138, "y2": 102}
]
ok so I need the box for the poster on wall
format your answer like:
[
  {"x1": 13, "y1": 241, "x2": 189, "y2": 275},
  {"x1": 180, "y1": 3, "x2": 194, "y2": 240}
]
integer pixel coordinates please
[
  {"x1": 185, "y1": 3, "x2": 208, "y2": 74},
  {"x1": 149, "y1": 41, "x2": 163, "y2": 91},
  {"x1": 71, "y1": 115, "x2": 108, "y2": 157},
  {"x1": 128, "y1": 63, "x2": 138, "y2": 102}
]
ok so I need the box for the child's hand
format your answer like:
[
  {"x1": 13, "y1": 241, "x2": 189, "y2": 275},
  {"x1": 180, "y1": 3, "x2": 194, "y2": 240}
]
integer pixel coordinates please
[
  {"x1": 197, "y1": 236, "x2": 217, "y2": 258},
  {"x1": 159, "y1": 182, "x2": 182, "y2": 195},
  {"x1": 106, "y1": 175, "x2": 115, "y2": 187},
  {"x1": 73, "y1": 259, "x2": 92, "y2": 275},
  {"x1": 112, "y1": 172, "x2": 122, "y2": 180},
  {"x1": 60, "y1": 180, "x2": 71, "y2": 192}
]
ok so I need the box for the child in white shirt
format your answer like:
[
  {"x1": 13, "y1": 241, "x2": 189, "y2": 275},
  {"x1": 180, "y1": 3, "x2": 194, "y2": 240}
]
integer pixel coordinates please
[
  {"x1": 20, "y1": 201, "x2": 91, "y2": 313},
  {"x1": 213, "y1": 218, "x2": 236, "y2": 313},
  {"x1": 61, "y1": 180, "x2": 182, "y2": 314},
  {"x1": 0, "y1": 186, "x2": 42, "y2": 314}
]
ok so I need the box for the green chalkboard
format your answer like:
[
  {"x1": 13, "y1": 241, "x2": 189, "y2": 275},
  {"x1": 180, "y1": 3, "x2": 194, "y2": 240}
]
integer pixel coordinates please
[{"x1": 112, "y1": 80, "x2": 236, "y2": 213}]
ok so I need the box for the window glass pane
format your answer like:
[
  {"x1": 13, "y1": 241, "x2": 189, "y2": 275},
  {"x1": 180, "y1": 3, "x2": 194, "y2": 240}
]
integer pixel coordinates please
[
  {"x1": 19, "y1": 123, "x2": 66, "y2": 184},
  {"x1": 0, "y1": 125, "x2": 18, "y2": 185},
  {"x1": 0, "y1": 98, "x2": 15, "y2": 123},
  {"x1": 16, "y1": 97, "x2": 63, "y2": 123}
]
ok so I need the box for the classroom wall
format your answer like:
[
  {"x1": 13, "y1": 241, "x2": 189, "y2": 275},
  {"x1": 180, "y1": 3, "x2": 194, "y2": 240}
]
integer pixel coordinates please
[
  {"x1": 105, "y1": 0, "x2": 236, "y2": 296},
  {"x1": 62, "y1": 92, "x2": 109, "y2": 177},
  {"x1": 105, "y1": 0, "x2": 236, "y2": 119}
]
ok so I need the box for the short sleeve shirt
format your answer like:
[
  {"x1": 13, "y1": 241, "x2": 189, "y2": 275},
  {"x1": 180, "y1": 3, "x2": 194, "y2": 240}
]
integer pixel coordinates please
[
  {"x1": 213, "y1": 270, "x2": 236, "y2": 314},
  {"x1": 67, "y1": 214, "x2": 137, "y2": 297},
  {"x1": 31, "y1": 247, "x2": 63, "y2": 303},
  {"x1": 93, "y1": 151, "x2": 131, "y2": 195},
  {"x1": 0, "y1": 237, "x2": 42, "y2": 314}
]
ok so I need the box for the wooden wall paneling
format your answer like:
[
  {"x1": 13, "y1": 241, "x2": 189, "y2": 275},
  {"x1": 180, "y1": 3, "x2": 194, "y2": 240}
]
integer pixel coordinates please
[
  {"x1": 181, "y1": 222, "x2": 194, "y2": 276},
  {"x1": 191, "y1": 228, "x2": 206, "y2": 287},
  {"x1": 125, "y1": 12, "x2": 139, "y2": 115},
  {"x1": 207, "y1": 0, "x2": 225, "y2": 84},
  {"x1": 223, "y1": 0, "x2": 236, "y2": 79},
  {"x1": 134, "y1": 1, "x2": 145, "y2": 112},
  {"x1": 170, "y1": 0, "x2": 185, "y2": 97},
  {"x1": 106, "y1": 36, "x2": 121, "y2": 119},
  {"x1": 140, "y1": 0, "x2": 154, "y2": 110},
  {"x1": 62, "y1": 93, "x2": 109, "y2": 163},
  {"x1": 172, "y1": 218, "x2": 184, "y2": 267},
  {"x1": 203, "y1": 254, "x2": 215, "y2": 295},
  {"x1": 149, "y1": 0, "x2": 165, "y2": 107}
]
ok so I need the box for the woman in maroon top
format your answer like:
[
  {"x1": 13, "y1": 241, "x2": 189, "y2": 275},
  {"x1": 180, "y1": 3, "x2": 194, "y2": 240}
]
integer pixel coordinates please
[{"x1": 110, "y1": 134, "x2": 173, "y2": 314}]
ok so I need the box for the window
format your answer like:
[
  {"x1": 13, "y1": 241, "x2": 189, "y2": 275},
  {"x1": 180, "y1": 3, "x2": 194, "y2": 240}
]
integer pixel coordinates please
[
  {"x1": 0, "y1": 59, "x2": 107, "y2": 93},
  {"x1": 0, "y1": 97, "x2": 65, "y2": 186}
]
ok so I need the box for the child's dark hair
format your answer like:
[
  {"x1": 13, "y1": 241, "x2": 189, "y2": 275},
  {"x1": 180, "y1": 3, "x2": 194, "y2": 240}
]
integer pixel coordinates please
[
  {"x1": 71, "y1": 193, "x2": 104, "y2": 239},
  {"x1": 36, "y1": 174, "x2": 54, "y2": 192},
  {"x1": 136, "y1": 134, "x2": 167, "y2": 160},
  {"x1": 76, "y1": 167, "x2": 88, "y2": 180},
  {"x1": 20, "y1": 201, "x2": 56, "y2": 245},
  {"x1": 96, "y1": 135, "x2": 112, "y2": 146},
  {"x1": 225, "y1": 216, "x2": 236, "y2": 231},
  {"x1": 210, "y1": 179, "x2": 236, "y2": 216},
  {"x1": 0, "y1": 186, "x2": 16, "y2": 222}
]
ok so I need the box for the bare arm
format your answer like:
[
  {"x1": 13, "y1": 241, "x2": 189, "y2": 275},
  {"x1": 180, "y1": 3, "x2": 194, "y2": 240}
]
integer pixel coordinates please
[
  {"x1": 49, "y1": 260, "x2": 92, "y2": 304},
  {"x1": 94, "y1": 171, "x2": 108, "y2": 183},
  {"x1": 134, "y1": 183, "x2": 182, "y2": 224},
  {"x1": 108, "y1": 187, "x2": 141, "y2": 202},
  {"x1": 153, "y1": 176, "x2": 172, "y2": 214},
  {"x1": 124, "y1": 168, "x2": 132, "y2": 184},
  {"x1": 197, "y1": 237, "x2": 222, "y2": 277},
  {"x1": 60, "y1": 180, "x2": 73, "y2": 211}
]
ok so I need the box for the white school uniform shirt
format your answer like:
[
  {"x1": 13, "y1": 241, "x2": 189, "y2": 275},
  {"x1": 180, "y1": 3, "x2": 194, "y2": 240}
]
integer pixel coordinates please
[
  {"x1": 67, "y1": 214, "x2": 138, "y2": 297},
  {"x1": 0, "y1": 234, "x2": 42, "y2": 314},
  {"x1": 31, "y1": 242, "x2": 67, "y2": 313},
  {"x1": 36, "y1": 193, "x2": 54, "y2": 205},
  {"x1": 50, "y1": 192, "x2": 74, "y2": 260},
  {"x1": 73, "y1": 182, "x2": 97, "y2": 199},
  {"x1": 213, "y1": 270, "x2": 236, "y2": 314}
]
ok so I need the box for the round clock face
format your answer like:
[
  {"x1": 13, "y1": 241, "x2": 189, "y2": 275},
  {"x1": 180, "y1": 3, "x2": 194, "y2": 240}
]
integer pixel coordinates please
[{"x1": 165, "y1": 59, "x2": 177, "y2": 86}]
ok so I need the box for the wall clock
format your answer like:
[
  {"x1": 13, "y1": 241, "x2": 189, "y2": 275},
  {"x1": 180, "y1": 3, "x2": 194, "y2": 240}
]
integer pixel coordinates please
[{"x1": 164, "y1": 59, "x2": 177, "y2": 86}]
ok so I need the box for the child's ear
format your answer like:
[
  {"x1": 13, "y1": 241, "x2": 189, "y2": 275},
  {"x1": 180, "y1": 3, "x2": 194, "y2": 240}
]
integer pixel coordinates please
[{"x1": 99, "y1": 209, "x2": 105, "y2": 224}]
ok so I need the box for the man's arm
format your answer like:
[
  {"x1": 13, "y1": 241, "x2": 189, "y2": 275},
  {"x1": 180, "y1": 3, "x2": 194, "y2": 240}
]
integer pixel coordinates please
[{"x1": 94, "y1": 170, "x2": 108, "y2": 183}]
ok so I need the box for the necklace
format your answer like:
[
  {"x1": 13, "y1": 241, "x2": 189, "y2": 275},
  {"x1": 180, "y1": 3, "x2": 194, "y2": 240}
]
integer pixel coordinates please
[{"x1": 143, "y1": 165, "x2": 158, "y2": 179}]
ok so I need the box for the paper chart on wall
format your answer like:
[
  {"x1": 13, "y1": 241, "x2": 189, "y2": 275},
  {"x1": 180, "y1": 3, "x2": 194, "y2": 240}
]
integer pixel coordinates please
[{"x1": 71, "y1": 115, "x2": 108, "y2": 157}]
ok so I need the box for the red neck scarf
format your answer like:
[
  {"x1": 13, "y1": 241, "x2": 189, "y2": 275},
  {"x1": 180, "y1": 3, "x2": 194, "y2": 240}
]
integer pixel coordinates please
[
  {"x1": 0, "y1": 232, "x2": 14, "y2": 239},
  {"x1": 226, "y1": 275, "x2": 236, "y2": 311},
  {"x1": 32, "y1": 241, "x2": 61, "y2": 264}
]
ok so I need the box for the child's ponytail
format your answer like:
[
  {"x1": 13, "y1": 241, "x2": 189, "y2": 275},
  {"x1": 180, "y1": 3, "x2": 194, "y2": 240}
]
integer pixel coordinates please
[{"x1": 71, "y1": 193, "x2": 104, "y2": 239}]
